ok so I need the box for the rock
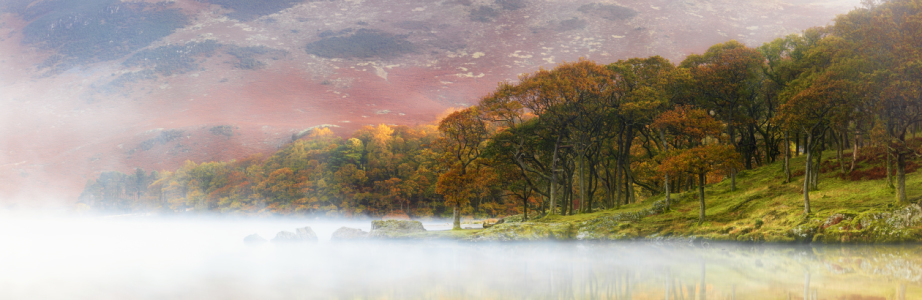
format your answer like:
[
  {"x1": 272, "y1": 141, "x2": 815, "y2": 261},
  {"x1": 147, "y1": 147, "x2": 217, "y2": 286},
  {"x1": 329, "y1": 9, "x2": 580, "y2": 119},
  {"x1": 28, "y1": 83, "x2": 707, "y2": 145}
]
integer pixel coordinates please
[
  {"x1": 243, "y1": 233, "x2": 267, "y2": 245},
  {"x1": 295, "y1": 226, "x2": 319, "y2": 242},
  {"x1": 271, "y1": 231, "x2": 300, "y2": 243},
  {"x1": 272, "y1": 226, "x2": 320, "y2": 243},
  {"x1": 471, "y1": 222, "x2": 572, "y2": 241},
  {"x1": 331, "y1": 227, "x2": 369, "y2": 241},
  {"x1": 369, "y1": 220, "x2": 426, "y2": 238},
  {"x1": 482, "y1": 218, "x2": 504, "y2": 228}
]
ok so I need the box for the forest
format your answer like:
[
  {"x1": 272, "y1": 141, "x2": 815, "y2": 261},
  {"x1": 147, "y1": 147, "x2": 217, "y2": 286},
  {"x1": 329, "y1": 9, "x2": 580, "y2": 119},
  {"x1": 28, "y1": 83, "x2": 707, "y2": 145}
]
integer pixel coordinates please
[{"x1": 80, "y1": 0, "x2": 922, "y2": 230}]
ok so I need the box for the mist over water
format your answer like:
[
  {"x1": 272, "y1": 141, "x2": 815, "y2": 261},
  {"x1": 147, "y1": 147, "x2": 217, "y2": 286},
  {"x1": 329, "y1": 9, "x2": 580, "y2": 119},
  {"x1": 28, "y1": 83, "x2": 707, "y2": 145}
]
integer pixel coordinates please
[{"x1": 0, "y1": 213, "x2": 918, "y2": 299}]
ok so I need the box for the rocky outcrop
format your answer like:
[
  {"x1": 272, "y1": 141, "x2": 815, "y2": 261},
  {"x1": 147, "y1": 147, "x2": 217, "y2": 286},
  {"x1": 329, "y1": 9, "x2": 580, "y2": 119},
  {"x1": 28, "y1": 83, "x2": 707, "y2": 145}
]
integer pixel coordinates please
[
  {"x1": 471, "y1": 222, "x2": 572, "y2": 241},
  {"x1": 811, "y1": 205, "x2": 922, "y2": 243},
  {"x1": 243, "y1": 233, "x2": 267, "y2": 245},
  {"x1": 272, "y1": 226, "x2": 319, "y2": 243},
  {"x1": 331, "y1": 227, "x2": 369, "y2": 241},
  {"x1": 369, "y1": 220, "x2": 426, "y2": 238}
]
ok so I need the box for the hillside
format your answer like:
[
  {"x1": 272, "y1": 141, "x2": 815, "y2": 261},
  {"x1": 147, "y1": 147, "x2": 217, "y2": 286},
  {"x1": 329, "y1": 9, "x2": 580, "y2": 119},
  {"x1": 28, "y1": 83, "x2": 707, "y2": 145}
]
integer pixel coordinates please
[{"x1": 0, "y1": 0, "x2": 860, "y2": 205}]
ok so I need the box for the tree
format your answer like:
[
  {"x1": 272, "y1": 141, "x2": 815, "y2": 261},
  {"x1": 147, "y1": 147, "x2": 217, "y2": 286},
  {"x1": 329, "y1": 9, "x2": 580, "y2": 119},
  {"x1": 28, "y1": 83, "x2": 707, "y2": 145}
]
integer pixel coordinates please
[
  {"x1": 681, "y1": 41, "x2": 766, "y2": 190},
  {"x1": 776, "y1": 70, "x2": 858, "y2": 214},
  {"x1": 436, "y1": 107, "x2": 489, "y2": 230},
  {"x1": 652, "y1": 105, "x2": 723, "y2": 210},
  {"x1": 605, "y1": 56, "x2": 674, "y2": 206},
  {"x1": 832, "y1": 0, "x2": 922, "y2": 203},
  {"x1": 659, "y1": 144, "x2": 742, "y2": 224}
]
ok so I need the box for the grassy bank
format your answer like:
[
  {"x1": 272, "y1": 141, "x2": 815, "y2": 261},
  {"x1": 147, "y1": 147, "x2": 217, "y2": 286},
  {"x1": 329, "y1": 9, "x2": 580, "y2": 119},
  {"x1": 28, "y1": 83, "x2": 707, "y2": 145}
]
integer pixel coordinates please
[{"x1": 414, "y1": 150, "x2": 922, "y2": 243}]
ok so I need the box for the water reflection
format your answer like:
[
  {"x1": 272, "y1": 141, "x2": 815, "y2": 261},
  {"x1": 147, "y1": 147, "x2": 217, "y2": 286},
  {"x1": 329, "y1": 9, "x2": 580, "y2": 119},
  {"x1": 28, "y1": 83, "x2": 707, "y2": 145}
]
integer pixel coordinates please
[{"x1": 0, "y1": 216, "x2": 918, "y2": 299}]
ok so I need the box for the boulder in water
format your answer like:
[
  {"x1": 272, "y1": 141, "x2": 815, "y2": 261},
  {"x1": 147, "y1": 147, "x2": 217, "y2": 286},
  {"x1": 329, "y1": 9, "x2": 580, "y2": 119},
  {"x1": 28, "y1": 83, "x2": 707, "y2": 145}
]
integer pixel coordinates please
[
  {"x1": 370, "y1": 220, "x2": 426, "y2": 238},
  {"x1": 271, "y1": 231, "x2": 300, "y2": 243},
  {"x1": 295, "y1": 226, "x2": 319, "y2": 242},
  {"x1": 272, "y1": 226, "x2": 319, "y2": 243},
  {"x1": 243, "y1": 233, "x2": 267, "y2": 245},
  {"x1": 331, "y1": 227, "x2": 369, "y2": 241}
]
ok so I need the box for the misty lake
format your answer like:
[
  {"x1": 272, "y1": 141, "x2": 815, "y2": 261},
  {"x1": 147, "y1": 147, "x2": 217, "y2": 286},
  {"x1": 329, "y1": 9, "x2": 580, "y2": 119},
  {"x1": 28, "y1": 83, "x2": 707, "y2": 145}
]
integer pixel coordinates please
[{"x1": 1, "y1": 215, "x2": 918, "y2": 299}]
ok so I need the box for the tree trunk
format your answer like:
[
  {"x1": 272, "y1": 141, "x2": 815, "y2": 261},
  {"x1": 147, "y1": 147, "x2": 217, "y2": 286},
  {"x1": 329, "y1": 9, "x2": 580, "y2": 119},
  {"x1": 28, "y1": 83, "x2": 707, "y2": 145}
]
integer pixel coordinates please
[
  {"x1": 622, "y1": 127, "x2": 638, "y2": 204},
  {"x1": 578, "y1": 153, "x2": 587, "y2": 214},
  {"x1": 849, "y1": 130, "x2": 859, "y2": 172},
  {"x1": 803, "y1": 134, "x2": 812, "y2": 215},
  {"x1": 784, "y1": 131, "x2": 791, "y2": 183},
  {"x1": 566, "y1": 174, "x2": 573, "y2": 216},
  {"x1": 452, "y1": 203, "x2": 461, "y2": 230},
  {"x1": 897, "y1": 152, "x2": 907, "y2": 203},
  {"x1": 549, "y1": 136, "x2": 562, "y2": 215},
  {"x1": 811, "y1": 146, "x2": 821, "y2": 190},
  {"x1": 615, "y1": 149, "x2": 623, "y2": 208},
  {"x1": 836, "y1": 131, "x2": 846, "y2": 174},
  {"x1": 730, "y1": 169, "x2": 737, "y2": 192},
  {"x1": 523, "y1": 187, "x2": 529, "y2": 221},
  {"x1": 886, "y1": 148, "x2": 895, "y2": 189},
  {"x1": 659, "y1": 129, "x2": 671, "y2": 210},
  {"x1": 698, "y1": 172, "x2": 706, "y2": 225},
  {"x1": 625, "y1": 165, "x2": 637, "y2": 204},
  {"x1": 587, "y1": 157, "x2": 598, "y2": 212}
]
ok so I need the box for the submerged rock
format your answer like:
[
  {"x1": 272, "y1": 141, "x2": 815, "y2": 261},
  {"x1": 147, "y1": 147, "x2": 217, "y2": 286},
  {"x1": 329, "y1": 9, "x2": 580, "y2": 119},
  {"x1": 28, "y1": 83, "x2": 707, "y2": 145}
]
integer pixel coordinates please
[
  {"x1": 272, "y1": 226, "x2": 319, "y2": 243},
  {"x1": 295, "y1": 226, "x2": 319, "y2": 242},
  {"x1": 471, "y1": 222, "x2": 572, "y2": 241},
  {"x1": 369, "y1": 220, "x2": 426, "y2": 238},
  {"x1": 331, "y1": 227, "x2": 369, "y2": 241},
  {"x1": 271, "y1": 231, "x2": 300, "y2": 243},
  {"x1": 243, "y1": 233, "x2": 267, "y2": 245}
]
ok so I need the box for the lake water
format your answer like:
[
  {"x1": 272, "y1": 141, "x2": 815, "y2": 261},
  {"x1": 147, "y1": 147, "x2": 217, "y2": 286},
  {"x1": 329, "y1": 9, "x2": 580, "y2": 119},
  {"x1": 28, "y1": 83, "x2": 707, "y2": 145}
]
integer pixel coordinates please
[{"x1": 0, "y1": 214, "x2": 918, "y2": 299}]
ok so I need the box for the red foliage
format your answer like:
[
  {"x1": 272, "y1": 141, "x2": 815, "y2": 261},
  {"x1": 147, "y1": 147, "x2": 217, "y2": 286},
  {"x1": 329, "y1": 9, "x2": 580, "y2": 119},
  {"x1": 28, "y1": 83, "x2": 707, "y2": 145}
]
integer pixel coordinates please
[{"x1": 843, "y1": 161, "x2": 919, "y2": 181}]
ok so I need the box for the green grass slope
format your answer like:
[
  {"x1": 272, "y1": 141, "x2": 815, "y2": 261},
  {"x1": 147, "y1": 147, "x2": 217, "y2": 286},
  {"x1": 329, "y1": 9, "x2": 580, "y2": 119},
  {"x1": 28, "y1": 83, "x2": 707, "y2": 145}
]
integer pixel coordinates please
[
  {"x1": 558, "y1": 151, "x2": 922, "y2": 243},
  {"x1": 418, "y1": 150, "x2": 922, "y2": 243}
]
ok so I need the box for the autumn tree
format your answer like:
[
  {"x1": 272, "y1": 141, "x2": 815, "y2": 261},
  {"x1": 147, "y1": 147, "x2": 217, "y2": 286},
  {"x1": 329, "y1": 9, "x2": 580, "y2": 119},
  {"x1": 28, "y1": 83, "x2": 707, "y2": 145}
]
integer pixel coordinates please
[
  {"x1": 659, "y1": 144, "x2": 742, "y2": 224},
  {"x1": 652, "y1": 105, "x2": 723, "y2": 209},
  {"x1": 606, "y1": 56, "x2": 675, "y2": 206},
  {"x1": 681, "y1": 41, "x2": 766, "y2": 190},
  {"x1": 833, "y1": 0, "x2": 922, "y2": 202},
  {"x1": 436, "y1": 107, "x2": 489, "y2": 229}
]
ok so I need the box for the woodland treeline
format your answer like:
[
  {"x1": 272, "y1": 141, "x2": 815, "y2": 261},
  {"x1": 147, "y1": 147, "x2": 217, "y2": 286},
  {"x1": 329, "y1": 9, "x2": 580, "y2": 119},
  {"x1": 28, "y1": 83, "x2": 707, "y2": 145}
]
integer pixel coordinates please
[{"x1": 81, "y1": 1, "x2": 922, "y2": 228}]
